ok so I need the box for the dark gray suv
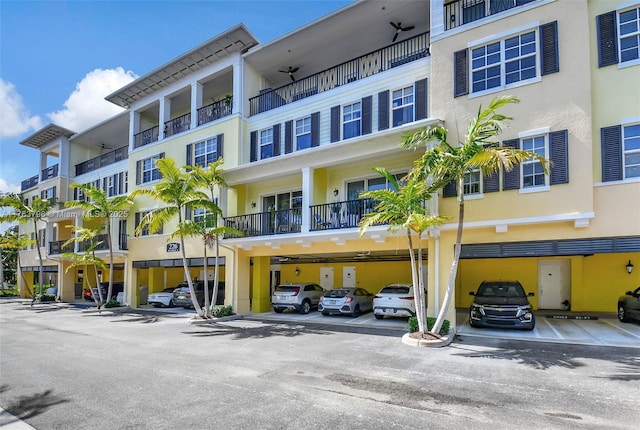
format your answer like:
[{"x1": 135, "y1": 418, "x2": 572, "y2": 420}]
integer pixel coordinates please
[{"x1": 469, "y1": 281, "x2": 535, "y2": 330}]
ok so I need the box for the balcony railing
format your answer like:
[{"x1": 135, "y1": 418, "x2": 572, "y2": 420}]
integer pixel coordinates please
[
  {"x1": 133, "y1": 125, "x2": 159, "y2": 149},
  {"x1": 444, "y1": 0, "x2": 537, "y2": 31},
  {"x1": 21, "y1": 174, "x2": 39, "y2": 191},
  {"x1": 75, "y1": 145, "x2": 128, "y2": 176},
  {"x1": 224, "y1": 208, "x2": 303, "y2": 238},
  {"x1": 197, "y1": 98, "x2": 233, "y2": 126},
  {"x1": 310, "y1": 199, "x2": 377, "y2": 231},
  {"x1": 49, "y1": 233, "x2": 117, "y2": 255},
  {"x1": 164, "y1": 113, "x2": 191, "y2": 138},
  {"x1": 249, "y1": 32, "x2": 430, "y2": 116},
  {"x1": 41, "y1": 164, "x2": 59, "y2": 181}
]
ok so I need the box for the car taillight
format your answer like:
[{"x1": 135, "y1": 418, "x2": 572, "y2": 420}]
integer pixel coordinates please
[
  {"x1": 374, "y1": 295, "x2": 382, "y2": 299},
  {"x1": 400, "y1": 296, "x2": 414, "y2": 300},
  {"x1": 292, "y1": 288, "x2": 300, "y2": 296},
  {"x1": 344, "y1": 297, "x2": 353, "y2": 303},
  {"x1": 320, "y1": 296, "x2": 324, "y2": 302}
]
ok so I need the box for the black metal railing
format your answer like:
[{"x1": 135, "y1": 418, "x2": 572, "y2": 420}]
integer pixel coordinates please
[
  {"x1": 21, "y1": 174, "x2": 39, "y2": 191},
  {"x1": 249, "y1": 32, "x2": 430, "y2": 116},
  {"x1": 164, "y1": 113, "x2": 191, "y2": 138},
  {"x1": 78, "y1": 234, "x2": 109, "y2": 252},
  {"x1": 310, "y1": 198, "x2": 377, "y2": 231},
  {"x1": 48, "y1": 239, "x2": 74, "y2": 255},
  {"x1": 75, "y1": 145, "x2": 128, "y2": 176},
  {"x1": 197, "y1": 98, "x2": 233, "y2": 126},
  {"x1": 224, "y1": 207, "x2": 303, "y2": 238},
  {"x1": 133, "y1": 125, "x2": 159, "y2": 149},
  {"x1": 444, "y1": 0, "x2": 537, "y2": 31},
  {"x1": 41, "y1": 164, "x2": 59, "y2": 181}
]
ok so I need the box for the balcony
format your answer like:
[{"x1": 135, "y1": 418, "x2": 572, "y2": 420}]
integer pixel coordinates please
[
  {"x1": 21, "y1": 174, "x2": 39, "y2": 191},
  {"x1": 133, "y1": 125, "x2": 159, "y2": 149},
  {"x1": 223, "y1": 198, "x2": 380, "y2": 239},
  {"x1": 249, "y1": 32, "x2": 430, "y2": 116},
  {"x1": 75, "y1": 145, "x2": 128, "y2": 176},
  {"x1": 41, "y1": 164, "x2": 59, "y2": 181},
  {"x1": 49, "y1": 233, "x2": 128, "y2": 255},
  {"x1": 444, "y1": 0, "x2": 538, "y2": 31},
  {"x1": 197, "y1": 98, "x2": 232, "y2": 126},
  {"x1": 164, "y1": 113, "x2": 191, "y2": 138}
]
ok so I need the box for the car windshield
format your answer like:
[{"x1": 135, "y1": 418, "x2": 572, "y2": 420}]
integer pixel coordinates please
[
  {"x1": 275, "y1": 286, "x2": 300, "y2": 293},
  {"x1": 477, "y1": 283, "x2": 525, "y2": 298},
  {"x1": 325, "y1": 289, "x2": 350, "y2": 298},
  {"x1": 380, "y1": 286, "x2": 410, "y2": 295}
]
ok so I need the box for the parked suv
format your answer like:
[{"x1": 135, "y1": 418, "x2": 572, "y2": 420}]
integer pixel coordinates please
[
  {"x1": 173, "y1": 281, "x2": 225, "y2": 308},
  {"x1": 272, "y1": 283, "x2": 325, "y2": 314},
  {"x1": 617, "y1": 286, "x2": 640, "y2": 323},
  {"x1": 90, "y1": 282, "x2": 124, "y2": 302},
  {"x1": 469, "y1": 281, "x2": 535, "y2": 330}
]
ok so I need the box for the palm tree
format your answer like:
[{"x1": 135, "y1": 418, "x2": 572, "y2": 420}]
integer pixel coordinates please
[
  {"x1": 401, "y1": 95, "x2": 549, "y2": 335},
  {"x1": 0, "y1": 193, "x2": 54, "y2": 301},
  {"x1": 0, "y1": 230, "x2": 36, "y2": 301},
  {"x1": 62, "y1": 225, "x2": 107, "y2": 306},
  {"x1": 131, "y1": 158, "x2": 209, "y2": 317},
  {"x1": 189, "y1": 160, "x2": 240, "y2": 317},
  {"x1": 359, "y1": 167, "x2": 448, "y2": 334},
  {"x1": 65, "y1": 184, "x2": 133, "y2": 304}
]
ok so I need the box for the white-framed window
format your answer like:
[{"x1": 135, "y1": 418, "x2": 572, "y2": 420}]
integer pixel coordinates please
[
  {"x1": 142, "y1": 155, "x2": 162, "y2": 183},
  {"x1": 124, "y1": 172, "x2": 128, "y2": 194},
  {"x1": 392, "y1": 85, "x2": 414, "y2": 127},
  {"x1": 136, "y1": 210, "x2": 163, "y2": 236},
  {"x1": 260, "y1": 128, "x2": 273, "y2": 160},
  {"x1": 107, "y1": 176, "x2": 116, "y2": 197},
  {"x1": 623, "y1": 122, "x2": 640, "y2": 178},
  {"x1": 463, "y1": 168, "x2": 482, "y2": 195},
  {"x1": 346, "y1": 171, "x2": 408, "y2": 200},
  {"x1": 471, "y1": 29, "x2": 537, "y2": 93},
  {"x1": 619, "y1": 6, "x2": 640, "y2": 63},
  {"x1": 194, "y1": 137, "x2": 218, "y2": 168},
  {"x1": 295, "y1": 116, "x2": 312, "y2": 150},
  {"x1": 521, "y1": 135, "x2": 547, "y2": 188},
  {"x1": 343, "y1": 102, "x2": 362, "y2": 139},
  {"x1": 193, "y1": 208, "x2": 216, "y2": 227}
]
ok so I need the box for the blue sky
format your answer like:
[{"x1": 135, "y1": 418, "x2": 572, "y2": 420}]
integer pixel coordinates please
[{"x1": 0, "y1": 0, "x2": 355, "y2": 194}]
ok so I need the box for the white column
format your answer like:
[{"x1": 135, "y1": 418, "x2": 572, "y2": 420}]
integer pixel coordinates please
[
  {"x1": 129, "y1": 111, "x2": 140, "y2": 151},
  {"x1": 191, "y1": 82, "x2": 202, "y2": 129},
  {"x1": 159, "y1": 97, "x2": 171, "y2": 139},
  {"x1": 233, "y1": 58, "x2": 241, "y2": 116},
  {"x1": 301, "y1": 167, "x2": 313, "y2": 234},
  {"x1": 430, "y1": 0, "x2": 445, "y2": 39},
  {"x1": 74, "y1": 215, "x2": 83, "y2": 254}
]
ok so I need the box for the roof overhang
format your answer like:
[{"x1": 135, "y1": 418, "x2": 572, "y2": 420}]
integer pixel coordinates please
[{"x1": 19, "y1": 124, "x2": 75, "y2": 149}]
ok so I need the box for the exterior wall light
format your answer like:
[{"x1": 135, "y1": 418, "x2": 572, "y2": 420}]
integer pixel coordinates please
[
  {"x1": 626, "y1": 260, "x2": 634, "y2": 274},
  {"x1": 295, "y1": 267, "x2": 300, "y2": 276},
  {"x1": 333, "y1": 189, "x2": 339, "y2": 196}
]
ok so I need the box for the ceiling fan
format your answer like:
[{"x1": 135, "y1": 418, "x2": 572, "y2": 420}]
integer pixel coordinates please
[
  {"x1": 278, "y1": 66, "x2": 299, "y2": 82},
  {"x1": 390, "y1": 21, "x2": 415, "y2": 42}
]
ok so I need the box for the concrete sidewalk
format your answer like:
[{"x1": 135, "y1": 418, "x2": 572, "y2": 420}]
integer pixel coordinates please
[{"x1": 0, "y1": 408, "x2": 35, "y2": 430}]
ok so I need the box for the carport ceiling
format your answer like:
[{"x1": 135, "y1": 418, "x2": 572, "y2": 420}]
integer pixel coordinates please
[{"x1": 271, "y1": 250, "x2": 415, "y2": 265}]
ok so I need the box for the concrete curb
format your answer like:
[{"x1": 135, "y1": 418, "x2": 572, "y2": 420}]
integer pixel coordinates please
[
  {"x1": 401, "y1": 331, "x2": 455, "y2": 348},
  {"x1": 188, "y1": 315, "x2": 245, "y2": 324}
]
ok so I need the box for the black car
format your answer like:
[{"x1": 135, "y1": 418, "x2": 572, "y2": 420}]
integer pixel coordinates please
[
  {"x1": 618, "y1": 286, "x2": 640, "y2": 323},
  {"x1": 91, "y1": 282, "x2": 124, "y2": 302},
  {"x1": 469, "y1": 281, "x2": 535, "y2": 330},
  {"x1": 173, "y1": 281, "x2": 225, "y2": 308}
]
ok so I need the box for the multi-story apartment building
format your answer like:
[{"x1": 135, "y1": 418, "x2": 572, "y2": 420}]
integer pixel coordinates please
[{"x1": 13, "y1": 0, "x2": 639, "y2": 328}]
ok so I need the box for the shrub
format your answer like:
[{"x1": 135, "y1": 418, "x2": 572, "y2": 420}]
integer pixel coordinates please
[
  {"x1": 408, "y1": 316, "x2": 450, "y2": 335},
  {"x1": 38, "y1": 294, "x2": 56, "y2": 302},
  {"x1": 103, "y1": 299, "x2": 122, "y2": 308},
  {"x1": 0, "y1": 287, "x2": 18, "y2": 297},
  {"x1": 210, "y1": 305, "x2": 233, "y2": 318}
]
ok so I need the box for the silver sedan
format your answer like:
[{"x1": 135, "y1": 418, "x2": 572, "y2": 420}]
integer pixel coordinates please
[{"x1": 318, "y1": 288, "x2": 374, "y2": 317}]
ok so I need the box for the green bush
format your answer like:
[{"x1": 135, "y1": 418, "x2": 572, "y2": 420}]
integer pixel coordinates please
[
  {"x1": 38, "y1": 294, "x2": 56, "y2": 302},
  {"x1": 210, "y1": 305, "x2": 233, "y2": 318},
  {"x1": 103, "y1": 300, "x2": 122, "y2": 308},
  {"x1": 0, "y1": 288, "x2": 18, "y2": 297},
  {"x1": 408, "y1": 316, "x2": 450, "y2": 335}
]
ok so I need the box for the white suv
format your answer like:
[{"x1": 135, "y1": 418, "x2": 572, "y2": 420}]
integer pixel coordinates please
[
  {"x1": 272, "y1": 283, "x2": 326, "y2": 314},
  {"x1": 373, "y1": 284, "x2": 418, "y2": 319}
]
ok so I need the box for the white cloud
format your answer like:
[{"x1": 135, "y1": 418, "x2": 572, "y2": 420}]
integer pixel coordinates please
[
  {"x1": 47, "y1": 67, "x2": 137, "y2": 132},
  {"x1": 0, "y1": 79, "x2": 43, "y2": 138},
  {"x1": 0, "y1": 178, "x2": 20, "y2": 194}
]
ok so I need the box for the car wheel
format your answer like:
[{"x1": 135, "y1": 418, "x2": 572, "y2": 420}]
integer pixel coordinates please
[
  {"x1": 618, "y1": 305, "x2": 630, "y2": 322},
  {"x1": 300, "y1": 300, "x2": 311, "y2": 314},
  {"x1": 374, "y1": 314, "x2": 384, "y2": 320},
  {"x1": 168, "y1": 299, "x2": 174, "y2": 307},
  {"x1": 352, "y1": 305, "x2": 361, "y2": 317},
  {"x1": 469, "y1": 313, "x2": 478, "y2": 328},
  {"x1": 274, "y1": 308, "x2": 284, "y2": 313}
]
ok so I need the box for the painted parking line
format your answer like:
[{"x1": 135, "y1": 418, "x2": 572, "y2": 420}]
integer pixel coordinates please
[{"x1": 600, "y1": 319, "x2": 640, "y2": 338}]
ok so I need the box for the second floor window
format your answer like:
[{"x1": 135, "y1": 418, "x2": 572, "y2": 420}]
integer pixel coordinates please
[
  {"x1": 108, "y1": 176, "x2": 116, "y2": 197},
  {"x1": 194, "y1": 138, "x2": 218, "y2": 168},
  {"x1": 193, "y1": 208, "x2": 216, "y2": 227},
  {"x1": 142, "y1": 155, "x2": 162, "y2": 183},
  {"x1": 296, "y1": 117, "x2": 312, "y2": 150},
  {"x1": 135, "y1": 211, "x2": 163, "y2": 237},
  {"x1": 41, "y1": 187, "x2": 56, "y2": 202},
  {"x1": 619, "y1": 7, "x2": 640, "y2": 63},
  {"x1": 623, "y1": 123, "x2": 640, "y2": 178},
  {"x1": 343, "y1": 102, "x2": 362, "y2": 139},
  {"x1": 463, "y1": 169, "x2": 482, "y2": 195},
  {"x1": 392, "y1": 85, "x2": 414, "y2": 127},
  {"x1": 522, "y1": 135, "x2": 547, "y2": 188},
  {"x1": 260, "y1": 128, "x2": 273, "y2": 160}
]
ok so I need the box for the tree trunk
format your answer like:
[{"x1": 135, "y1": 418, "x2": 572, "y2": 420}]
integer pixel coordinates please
[
  {"x1": 34, "y1": 219, "x2": 44, "y2": 303},
  {"x1": 406, "y1": 231, "x2": 426, "y2": 333},
  {"x1": 181, "y1": 235, "x2": 203, "y2": 317},
  {"x1": 430, "y1": 178, "x2": 465, "y2": 335},
  {"x1": 212, "y1": 233, "x2": 221, "y2": 310},
  {"x1": 203, "y1": 246, "x2": 210, "y2": 318},
  {"x1": 106, "y1": 221, "x2": 114, "y2": 303}
]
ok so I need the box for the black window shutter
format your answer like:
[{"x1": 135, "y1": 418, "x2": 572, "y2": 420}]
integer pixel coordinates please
[
  {"x1": 273, "y1": 124, "x2": 281, "y2": 156},
  {"x1": 216, "y1": 134, "x2": 224, "y2": 159},
  {"x1": 185, "y1": 206, "x2": 191, "y2": 221},
  {"x1": 250, "y1": 131, "x2": 257, "y2": 162},
  {"x1": 454, "y1": 49, "x2": 469, "y2": 97},
  {"x1": 159, "y1": 152, "x2": 165, "y2": 159},
  {"x1": 136, "y1": 160, "x2": 141, "y2": 185},
  {"x1": 540, "y1": 21, "x2": 559, "y2": 75},
  {"x1": 443, "y1": 180, "x2": 457, "y2": 198},
  {"x1": 415, "y1": 78, "x2": 428, "y2": 120},
  {"x1": 186, "y1": 144, "x2": 192, "y2": 166},
  {"x1": 378, "y1": 90, "x2": 389, "y2": 130},
  {"x1": 362, "y1": 96, "x2": 372, "y2": 135},
  {"x1": 311, "y1": 112, "x2": 320, "y2": 147},
  {"x1": 483, "y1": 172, "x2": 499, "y2": 193},
  {"x1": 134, "y1": 212, "x2": 140, "y2": 230},
  {"x1": 502, "y1": 139, "x2": 521, "y2": 190},
  {"x1": 73, "y1": 187, "x2": 78, "y2": 200},
  {"x1": 330, "y1": 105, "x2": 340, "y2": 143},
  {"x1": 285, "y1": 121, "x2": 293, "y2": 153},
  {"x1": 103, "y1": 177, "x2": 108, "y2": 192},
  {"x1": 601, "y1": 125, "x2": 623, "y2": 182},
  {"x1": 597, "y1": 11, "x2": 618, "y2": 67},
  {"x1": 549, "y1": 129, "x2": 569, "y2": 185},
  {"x1": 118, "y1": 172, "x2": 123, "y2": 195}
]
